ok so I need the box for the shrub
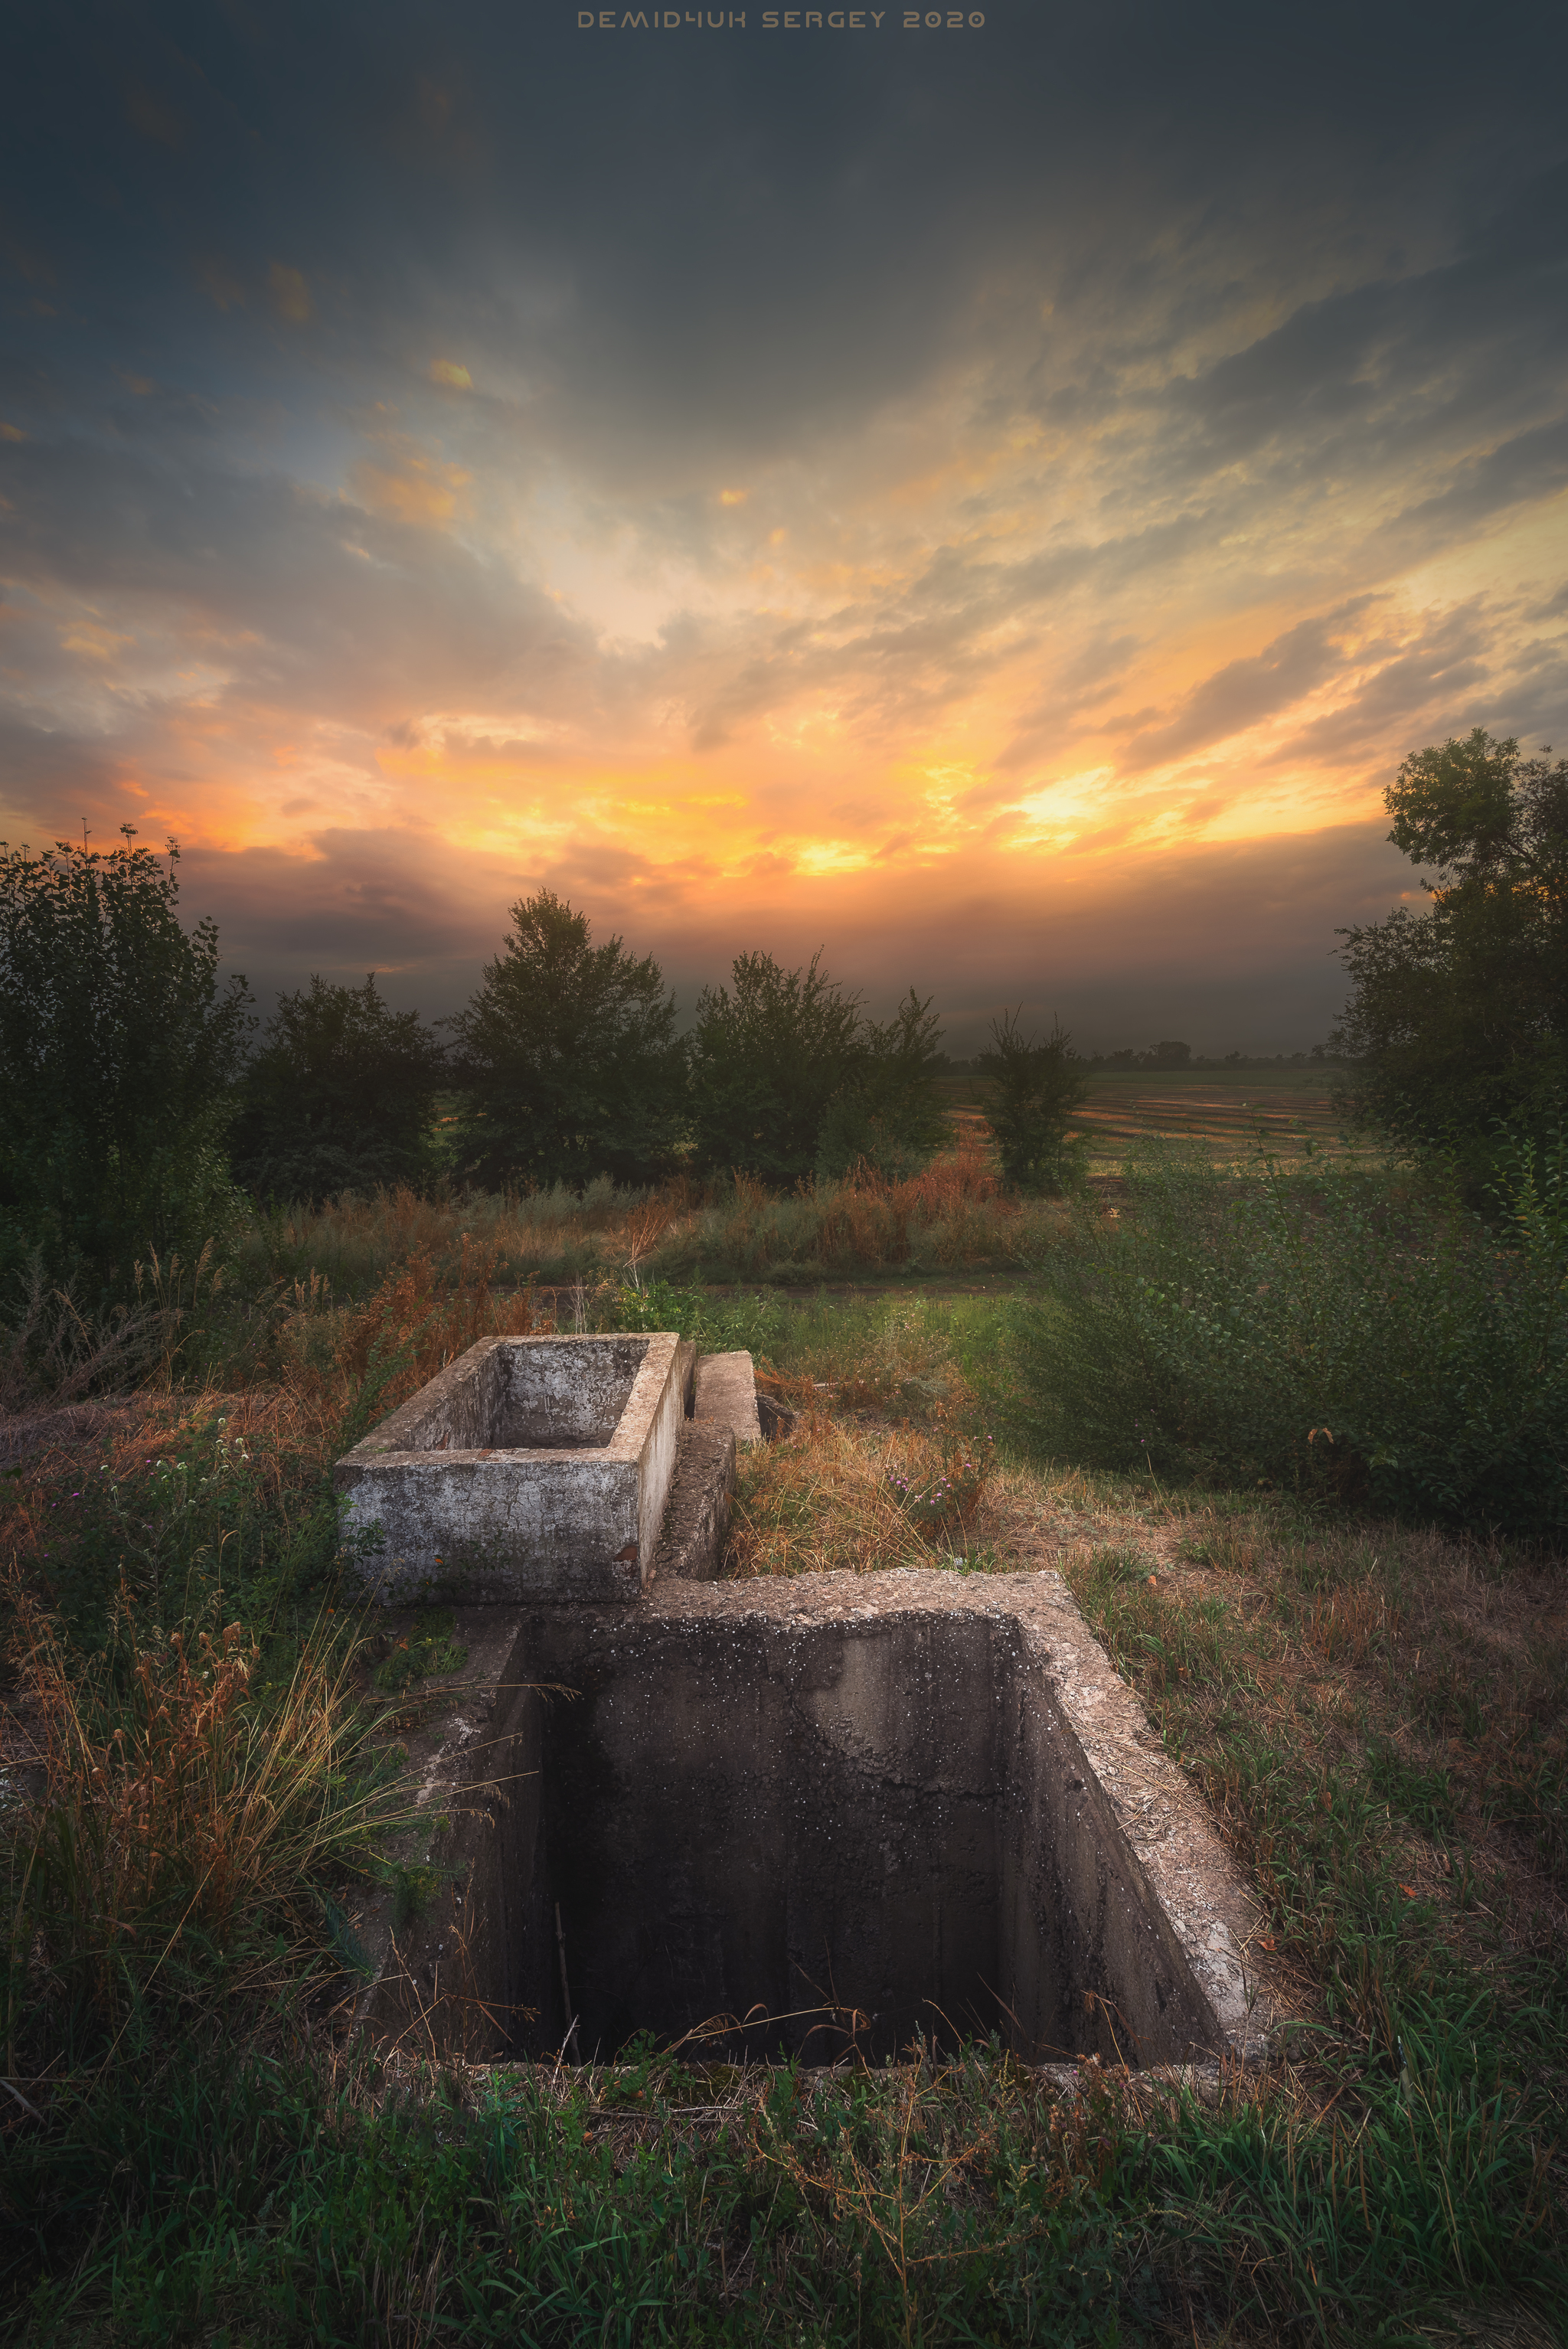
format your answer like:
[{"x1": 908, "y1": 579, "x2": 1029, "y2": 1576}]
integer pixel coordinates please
[
  {"x1": 975, "y1": 1010, "x2": 1088, "y2": 1194},
  {"x1": 1011, "y1": 1135, "x2": 1568, "y2": 1534},
  {"x1": 0, "y1": 831, "x2": 252, "y2": 1300},
  {"x1": 230, "y1": 972, "x2": 447, "y2": 1206}
]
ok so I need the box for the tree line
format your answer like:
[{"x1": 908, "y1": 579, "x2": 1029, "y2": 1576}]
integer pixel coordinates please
[
  {"x1": 0, "y1": 851, "x2": 1087, "y2": 1299},
  {"x1": 2, "y1": 726, "x2": 1562, "y2": 1299}
]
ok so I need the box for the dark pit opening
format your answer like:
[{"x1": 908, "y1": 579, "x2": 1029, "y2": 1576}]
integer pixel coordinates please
[
  {"x1": 493, "y1": 1335, "x2": 648, "y2": 1449},
  {"x1": 502, "y1": 1610, "x2": 1221, "y2": 2070}
]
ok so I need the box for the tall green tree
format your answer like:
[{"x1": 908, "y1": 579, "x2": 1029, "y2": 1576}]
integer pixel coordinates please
[
  {"x1": 1333, "y1": 729, "x2": 1568, "y2": 1167},
  {"x1": 230, "y1": 974, "x2": 447, "y2": 1206},
  {"x1": 446, "y1": 890, "x2": 684, "y2": 1190},
  {"x1": 688, "y1": 949, "x2": 864, "y2": 1184},
  {"x1": 976, "y1": 1011, "x2": 1088, "y2": 1193},
  {"x1": 0, "y1": 831, "x2": 253, "y2": 1291},
  {"x1": 815, "y1": 988, "x2": 949, "y2": 1181}
]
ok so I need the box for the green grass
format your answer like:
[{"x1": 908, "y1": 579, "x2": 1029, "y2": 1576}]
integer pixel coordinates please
[{"x1": 6, "y1": 2022, "x2": 1562, "y2": 2345}]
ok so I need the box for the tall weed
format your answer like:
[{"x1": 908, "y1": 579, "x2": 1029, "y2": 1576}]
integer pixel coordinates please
[
  {"x1": 2, "y1": 1585, "x2": 410, "y2": 2063},
  {"x1": 0, "y1": 1254, "x2": 162, "y2": 1411},
  {"x1": 1013, "y1": 1140, "x2": 1567, "y2": 1533},
  {"x1": 334, "y1": 1231, "x2": 547, "y2": 1421}
]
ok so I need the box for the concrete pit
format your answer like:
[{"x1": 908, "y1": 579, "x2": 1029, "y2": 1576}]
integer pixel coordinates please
[
  {"x1": 345, "y1": 1345, "x2": 1267, "y2": 2074},
  {"x1": 361, "y1": 1573, "x2": 1266, "y2": 2073}
]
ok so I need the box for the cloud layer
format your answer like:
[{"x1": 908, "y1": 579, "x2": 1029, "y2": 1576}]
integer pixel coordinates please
[{"x1": 2, "y1": 1, "x2": 1565, "y2": 1050}]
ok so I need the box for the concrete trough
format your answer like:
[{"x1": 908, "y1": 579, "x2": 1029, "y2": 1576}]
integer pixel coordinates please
[
  {"x1": 358, "y1": 1566, "x2": 1271, "y2": 2073},
  {"x1": 334, "y1": 1333, "x2": 687, "y2": 1602}
]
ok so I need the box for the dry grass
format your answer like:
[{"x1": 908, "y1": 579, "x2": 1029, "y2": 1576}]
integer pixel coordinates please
[
  {"x1": 1047, "y1": 1508, "x2": 1568, "y2": 2014},
  {"x1": 237, "y1": 1146, "x2": 1069, "y2": 1312},
  {"x1": 728, "y1": 1415, "x2": 998, "y2": 1578},
  {"x1": 2, "y1": 1577, "x2": 415, "y2": 2063},
  {"x1": 0, "y1": 1255, "x2": 162, "y2": 1413},
  {"x1": 333, "y1": 1230, "x2": 549, "y2": 1417}
]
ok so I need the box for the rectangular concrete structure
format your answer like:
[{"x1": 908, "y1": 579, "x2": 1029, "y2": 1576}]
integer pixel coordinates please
[
  {"x1": 334, "y1": 1332, "x2": 684, "y2": 1602},
  {"x1": 356, "y1": 1569, "x2": 1273, "y2": 2072}
]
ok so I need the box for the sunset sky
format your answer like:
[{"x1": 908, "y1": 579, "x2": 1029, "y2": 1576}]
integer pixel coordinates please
[{"x1": 2, "y1": 2, "x2": 1565, "y2": 1054}]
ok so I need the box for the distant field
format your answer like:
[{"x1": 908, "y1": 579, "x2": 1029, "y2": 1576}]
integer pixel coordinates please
[{"x1": 938, "y1": 1067, "x2": 1351, "y2": 1165}]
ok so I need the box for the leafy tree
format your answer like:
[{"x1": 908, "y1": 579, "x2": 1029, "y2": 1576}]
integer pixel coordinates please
[
  {"x1": 976, "y1": 1011, "x2": 1089, "y2": 1193},
  {"x1": 230, "y1": 974, "x2": 447, "y2": 1206},
  {"x1": 1333, "y1": 729, "x2": 1568, "y2": 1170},
  {"x1": 446, "y1": 890, "x2": 684, "y2": 1190},
  {"x1": 688, "y1": 949, "x2": 864, "y2": 1184},
  {"x1": 0, "y1": 831, "x2": 253, "y2": 1292},
  {"x1": 815, "y1": 988, "x2": 949, "y2": 1182}
]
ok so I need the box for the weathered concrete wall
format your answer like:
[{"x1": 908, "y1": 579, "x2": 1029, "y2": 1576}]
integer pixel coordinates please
[
  {"x1": 494, "y1": 1337, "x2": 644, "y2": 1449},
  {"x1": 650, "y1": 1424, "x2": 737, "y2": 1583},
  {"x1": 353, "y1": 1607, "x2": 550, "y2": 2059},
  {"x1": 518, "y1": 1589, "x2": 1259, "y2": 2066},
  {"x1": 356, "y1": 1570, "x2": 1270, "y2": 2069},
  {"x1": 334, "y1": 1334, "x2": 684, "y2": 1603}
]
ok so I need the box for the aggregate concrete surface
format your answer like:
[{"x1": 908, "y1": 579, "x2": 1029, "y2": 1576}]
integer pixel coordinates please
[{"x1": 549, "y1": 1567, "x2": 1272, "y2": 2065}]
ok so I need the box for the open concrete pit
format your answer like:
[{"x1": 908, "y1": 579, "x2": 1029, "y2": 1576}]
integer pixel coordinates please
[{"x1": 342, "y1": 1343, "x2": 1268, "y2": 2073}]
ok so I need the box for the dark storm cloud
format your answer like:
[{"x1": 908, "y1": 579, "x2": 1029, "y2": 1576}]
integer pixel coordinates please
[
  {"x1": 640, "y1": 821, "x2": 1422, "y2": 1058},
  {"x1": 6, "y1": 3, "x2": 1565, "y2": 464},
  {"x1": 0, "y1": 427, "x2": 597, "y2": 756}
]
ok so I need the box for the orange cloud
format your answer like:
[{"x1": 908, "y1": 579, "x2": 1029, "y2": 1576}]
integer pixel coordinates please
[
  {"x1": 351, "y1": 453, "x2": 472, "y2": 528},
  {"x1": 268, "y1": 263, "x2": 311, "y2": 323}
]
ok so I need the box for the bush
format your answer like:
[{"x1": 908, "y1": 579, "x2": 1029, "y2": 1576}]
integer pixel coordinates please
[
  {"x1": 1011, "y1": 1135, "x2": 1568, "y2": 1534},
  {"x1": 975, "y1": 1011, "x2": 1088, "y2": 1194},
  {"x1": 0, "y1": 831, "x2": 252, "y2": 1299},
  {"x1": 230, "y1": 973, "x2": 447, "y2": 1206}
]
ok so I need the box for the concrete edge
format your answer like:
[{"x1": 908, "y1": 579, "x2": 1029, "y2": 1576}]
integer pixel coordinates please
[
  {"x1": 349, "y1": 1606, "x2": 539, "y2": 2055},
  {"x1": 693, "y1": 1350, "x2": 763, "y2": 1446},
  {"x1": 651, "y1": 1423, "x2": 738, "y2": 1583},
  {"x1": 1022, "y1": 1573, "x2": 1276, "y2": 2061},
  {"x1": 341, "y1": 1335, "x2": 501, "y2": 1463}
]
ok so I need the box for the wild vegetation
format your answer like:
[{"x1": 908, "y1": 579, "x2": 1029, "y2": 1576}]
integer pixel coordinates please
[
  {"x1": 1333, "y1": 729, "x2": 1568, "y2": 1188},
  {"x1": 0, "y1": 832, "x2": 252, "y2": 1302},
  {"x1": 2, "y1": 1257, "x2": 1563, "y2": 2340},
  {"x1": 2, "y1": 730, "x2": 1566, "y2": 2340}
]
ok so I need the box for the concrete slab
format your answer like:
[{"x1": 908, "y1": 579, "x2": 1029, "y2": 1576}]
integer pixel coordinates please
[
  {"x1": 693, "y1": 1350, "x2": 762, "y2": 1446},
  {"x1": 334, "y1": 1333, "x2": 684, "y2": 1603}
]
